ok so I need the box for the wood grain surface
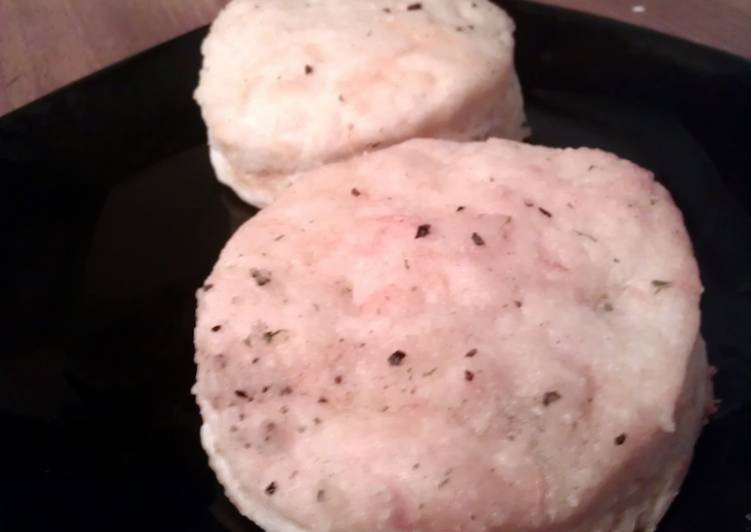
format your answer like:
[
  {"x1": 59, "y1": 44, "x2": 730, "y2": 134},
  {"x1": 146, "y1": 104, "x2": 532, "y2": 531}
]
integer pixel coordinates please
[{"x1": 1, "y1": 0, "x2": 749, "y2": 117}]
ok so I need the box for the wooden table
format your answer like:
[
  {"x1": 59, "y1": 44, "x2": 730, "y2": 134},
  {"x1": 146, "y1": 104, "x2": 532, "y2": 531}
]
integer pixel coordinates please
[{"x1": 1, "y1": 0, "x2": 749, "y2": 117}]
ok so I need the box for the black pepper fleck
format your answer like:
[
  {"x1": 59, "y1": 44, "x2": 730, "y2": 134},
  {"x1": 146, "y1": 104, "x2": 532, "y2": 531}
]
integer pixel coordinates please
[
  {"x1": 407, "y1": 2, "x2": 422, "y2": 10},
  {"x1": 211, "y1": 325, "x2": 222, "y2": 332},
  {"x1": 542, "y1": 391, "x2": 561, "y2": 406},
  {"x1": 304, "y1": 64, "x2": 314, "y2": 75},
  {"x1": 262, "y1": 386, "x2": 270, "y2": 393},
  {"x1": 382, "y1": 7, "x2": 391, "y2": 13},
  {"x1": 263, "y1": 329, "x2": 286, "y2": 343},
  {"x1": 614, "y1": 433, "x2": 627, "y2": 446},
  {"x1": 234, "y1": 390, "x2": 249, "y2": 399},
  {"x1": 415, "y1": 224, "x2": 431, "y2": 239},
  {"x1": 351, "y1": 188, "x2": 361, "y2": 197},
  {"x1": 652, "y1": 280, "x2": 672, "y2": 292},
  {"x1": 465, "y1": 370, "x2": 475, "y2": 382},
  {"x1": 317, "y1": 489, "x2": 326, "y2": 502},
  {"x1": 514, "y1": 300, "x2": 523, "y2": 308},
  {"x1": 574, "y1": 230, "x2": 598, "y2": 242},
  {"x1": 334, "y1": 375, "x2": 343, "y2": 384},
  {"x1": 265, "y1": 481, "x2": 277, "y2": 495},
  {"x1": 465, "y1": 348, "x2": 478, "y2": 358},
  {"x1": 388, "y1": 350, "x2": 407, "y2": 366},
  {"x1": 538, "y1": 207, "x2": 553, "y2": 218},
  {"x1": 471, "y1": 232, "x2": 485, "y2": 246},
  {"x1": 456, "y1": 206, "x2": 465, "y2": 212},
  {"x1": 251, "y1": 268, "x2": 272, "y2": 286},
  {"x1": 318, "y1": 397, "x2": 328, "y2": 404},
  {"x1": 202, "y1": 283, "x2": 214, "y2": 292}
]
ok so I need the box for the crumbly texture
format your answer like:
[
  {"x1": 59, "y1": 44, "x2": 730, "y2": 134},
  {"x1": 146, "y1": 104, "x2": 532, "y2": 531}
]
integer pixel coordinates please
[
  {"x1": 195, "y1": 0, "x2": 527, "y2": 207},
  {"x1": 194, "y1": 138, "x2": 711, "y2": 532}
]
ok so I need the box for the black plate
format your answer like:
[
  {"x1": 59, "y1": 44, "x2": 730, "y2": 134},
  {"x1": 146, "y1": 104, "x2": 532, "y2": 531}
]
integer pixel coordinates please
[{"x1": 2, "y1": 1, "x2": 750, "y2": 531}]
